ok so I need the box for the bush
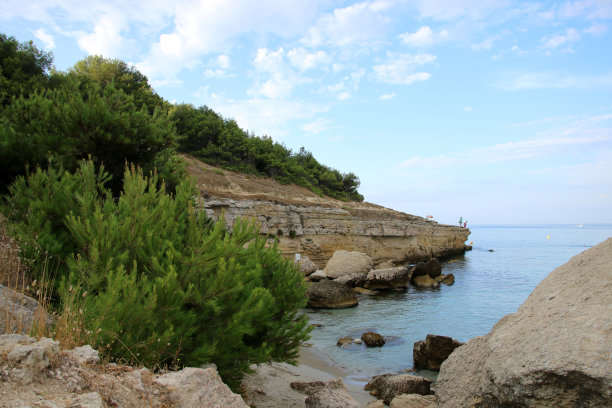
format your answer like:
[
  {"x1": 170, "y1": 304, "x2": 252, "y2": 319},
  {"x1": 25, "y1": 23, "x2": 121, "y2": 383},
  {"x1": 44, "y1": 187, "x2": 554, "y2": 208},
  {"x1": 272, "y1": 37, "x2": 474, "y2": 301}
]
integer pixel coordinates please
[{"x1": 4, "y1": 160, "x2": 310, "y2": 388}]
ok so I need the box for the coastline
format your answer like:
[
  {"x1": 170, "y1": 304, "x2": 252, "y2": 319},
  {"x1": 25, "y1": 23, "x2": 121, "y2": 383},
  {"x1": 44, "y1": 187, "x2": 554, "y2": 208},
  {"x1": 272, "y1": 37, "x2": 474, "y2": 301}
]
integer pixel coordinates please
[{"x1": 241, "y1": 345, "x2": 376, "y2": 407}]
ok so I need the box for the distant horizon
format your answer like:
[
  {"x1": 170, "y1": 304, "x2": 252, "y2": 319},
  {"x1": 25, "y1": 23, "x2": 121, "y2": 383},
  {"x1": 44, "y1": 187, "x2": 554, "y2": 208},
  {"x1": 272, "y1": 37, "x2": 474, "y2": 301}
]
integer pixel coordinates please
[{"x1": 2, "y1": 1, "x2": 610, "y2": 225}]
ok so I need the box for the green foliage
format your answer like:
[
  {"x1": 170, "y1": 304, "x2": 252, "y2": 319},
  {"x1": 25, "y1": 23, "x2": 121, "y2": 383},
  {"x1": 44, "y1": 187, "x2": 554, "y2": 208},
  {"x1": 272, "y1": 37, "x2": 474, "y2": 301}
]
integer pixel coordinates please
[
  {"x1": 5, "y1": 160, "x2": 310, "y2": 388},
  {"x1": 0, "y1": 74, "x2": 176, "y2": 194},
  {"x1": 170, "y1": 104, "x2": 364, "y2": 201},
  {"x1": 0, "y1": 33, "x2": 52, "y2": 105}
]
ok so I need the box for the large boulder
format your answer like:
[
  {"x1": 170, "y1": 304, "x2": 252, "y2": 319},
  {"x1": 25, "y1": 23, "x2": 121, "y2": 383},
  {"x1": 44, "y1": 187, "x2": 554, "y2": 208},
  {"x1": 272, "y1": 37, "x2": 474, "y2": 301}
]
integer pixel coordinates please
[
  {"x1": 410, "y1": 259, "x2": 441, "y2": 280},
  {"x1": 437, "y1": 238, "x2": 612, "y2": 408},
  {"x1": 296, "y1": 255, "x2": 318, "y2": 276},
  {"x1": 390, "y1": 394, "x2": 437, "y2": 408},
  {"x1": 361, "y1": 331, "x2": 385, "y2": 347},
  {"x1": 333, "y1": 272, "x2": 367, "y2": 287},
  {"x1": 155, "y1": 366, "x2": 248, "y2": 407},
  {"x1": 364, "y1": 267, "x2": 412, "y2": 290},
  {"x1": 304, "y1": 377, "x2": 360, "y2": 408},
  {"x1": 0, "y1": 334, "x2": 59, "y2": 385},
  {"x1": 306, "y1": 280, "x2": 358, "y2": 308},
  {"x1": 364, "y1": 374, "x2": 432, "y2": 404},
  {"x1": 324, "y1": 250, "x2": 373, "y2": 279},
  {"x1": 0, "y1": 284, "x2": 53, "y2": 335},
  {"x1": 413, "y1": 334, "x2": 464, "y2": 371}
]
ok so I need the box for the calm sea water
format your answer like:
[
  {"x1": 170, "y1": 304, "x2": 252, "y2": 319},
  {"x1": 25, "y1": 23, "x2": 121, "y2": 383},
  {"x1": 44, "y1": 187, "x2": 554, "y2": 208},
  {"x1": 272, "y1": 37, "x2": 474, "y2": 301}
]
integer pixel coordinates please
[{"x1": 304, "y1": 224, "x2": 612, "y2": 382}]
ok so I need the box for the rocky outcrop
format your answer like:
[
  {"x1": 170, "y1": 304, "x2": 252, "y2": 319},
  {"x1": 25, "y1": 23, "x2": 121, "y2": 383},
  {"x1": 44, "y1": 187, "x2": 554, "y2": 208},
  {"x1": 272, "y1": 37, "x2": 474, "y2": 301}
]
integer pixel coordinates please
[
  {"x1": 361, "y1": 331, "x2": 385, "y2": 347},
  {"x1": 301, "y1": 378, "x2": 361, "y2": 408},
  {"x1": 364, "y1": 267, "x2": 412, "y2": 290},
  {"x1": 333, "y1": 272, "x2": 367, "y2": 287},
  {"x1": 306, "y1": 281, "x2": 358, "y2": 308},
  {"x1": 324, "y1": 250, "x2": 373, "y2": 279},
  {"x1": 0, "y1": 284, "x2": 53, "y2": 335},
  {"x1": 436, "y1": 237, "x2": 612, "y2": 408},
  {"x1": 0, "y1": 334, "x2": 248, "y2": 408},
  {"x1": 413, "y1": 334, "x2": 464, "y2": 371},
  {"x1": 296, "y1": 255, "x2": 318, "y2": 275},
  {"x1": 183, "y1": 156, "x2": 470, "y2": 267},
  {"x1": 389, "y1": 394, "x2": 436, "y2": 408},
  {"x1": 364, "y1": 374, "x2": 432, "y2": 404}
]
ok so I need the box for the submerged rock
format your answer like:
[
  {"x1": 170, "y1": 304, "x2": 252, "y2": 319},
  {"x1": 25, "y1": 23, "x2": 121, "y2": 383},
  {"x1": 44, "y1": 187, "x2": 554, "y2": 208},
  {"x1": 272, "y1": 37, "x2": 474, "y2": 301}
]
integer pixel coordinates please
[
  {"x1": 413, "y1": 334, "x2": 464, "y2": 371},
  {"x1": 306, "y1": 281, "x2": 358, "y2": 309},
  {"x1": 412, "y1": 275, "x2": 439, "y2": 288},
  {"x1": 364, "y1": 374, "x2": 432, "y2": 404},
  {"x1": 361, "y1": 331, "x2": 385, "y2": 347},
  {"x1": 337, "y1": 337, "x2": 352, "y2": 347},
  {"x1": 437, "y1": 237, "x2": 612, "y2": 408}
]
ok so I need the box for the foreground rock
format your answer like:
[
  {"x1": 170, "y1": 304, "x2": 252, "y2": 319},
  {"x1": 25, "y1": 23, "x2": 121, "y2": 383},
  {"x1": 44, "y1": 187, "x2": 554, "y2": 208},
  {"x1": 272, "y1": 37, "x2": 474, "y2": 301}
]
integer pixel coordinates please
[
  {"x1": 0, "y1": 334, "x2": 247, "y2": 408},
  {"x1": 301, "y1": 378, "x2": 361, "y2": 408},
  {"x1": 437, "y1": 237, "x2": 612, "y2": 407},
  {"x1": 324, "y1": 250, "x2": 373, "y2": 279},
  {"x1": 0, "y1": 284, "x2": 53, "y2": 335},
  {"x1": 389, "y1": 393, "x2": 436, "y2": 408},
  {"x1": 413, "y1": 334, "x2": 464, "y2": 371},
  {"x1": 333, "y1": 272, "x2": 367, "y2": 287},
  {"x1": 365, "y1": 374, "x2": 432, "y2": 404},
  {"x1": 364, "y1": 267, "x2": 412, "y2": 290},
  {"x1": 296, "y1": 255, "x2": 318, "y2": 275},
  {"x1": 306, "y1": 280, "x2": 358, "y2": 308},
  {"x1": 361, "y1": 331, "x2": 385, "y2": 347}
]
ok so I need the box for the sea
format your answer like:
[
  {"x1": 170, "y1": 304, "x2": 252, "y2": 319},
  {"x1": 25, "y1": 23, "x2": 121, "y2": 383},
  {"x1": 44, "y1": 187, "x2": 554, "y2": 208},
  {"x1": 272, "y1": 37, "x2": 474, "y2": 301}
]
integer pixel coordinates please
[{"x1": 304, "y1": 224, "x2": 612, "y2": 383}]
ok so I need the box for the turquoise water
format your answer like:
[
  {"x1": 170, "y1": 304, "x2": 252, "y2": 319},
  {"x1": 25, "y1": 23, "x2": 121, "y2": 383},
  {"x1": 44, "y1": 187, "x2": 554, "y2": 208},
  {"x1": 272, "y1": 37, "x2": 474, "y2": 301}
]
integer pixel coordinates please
[{"x1": 304, "y1": 224, "x2": 612, "y2": 382}]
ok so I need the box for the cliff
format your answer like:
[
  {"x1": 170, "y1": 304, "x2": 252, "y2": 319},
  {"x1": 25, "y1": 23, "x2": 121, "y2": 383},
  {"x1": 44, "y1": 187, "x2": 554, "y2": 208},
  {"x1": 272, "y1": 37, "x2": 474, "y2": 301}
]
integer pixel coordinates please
[{"x1": 184, "y1": 154, "x2": 470, "y2": 268}]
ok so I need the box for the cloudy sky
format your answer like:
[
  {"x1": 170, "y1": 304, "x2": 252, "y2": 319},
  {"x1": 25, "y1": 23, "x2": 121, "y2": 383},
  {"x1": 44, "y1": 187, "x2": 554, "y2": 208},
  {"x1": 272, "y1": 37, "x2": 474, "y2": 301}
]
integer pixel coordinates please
[{"x1": 2, "y1": 0, "x2": 612, "y2": 225}]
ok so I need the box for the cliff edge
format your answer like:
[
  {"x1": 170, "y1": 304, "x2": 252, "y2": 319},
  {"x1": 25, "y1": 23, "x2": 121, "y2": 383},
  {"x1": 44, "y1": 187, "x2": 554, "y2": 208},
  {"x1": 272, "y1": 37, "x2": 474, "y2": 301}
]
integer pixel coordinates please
[{"x1": 184, "y1": 154, "x2": 470, "y2": 267}]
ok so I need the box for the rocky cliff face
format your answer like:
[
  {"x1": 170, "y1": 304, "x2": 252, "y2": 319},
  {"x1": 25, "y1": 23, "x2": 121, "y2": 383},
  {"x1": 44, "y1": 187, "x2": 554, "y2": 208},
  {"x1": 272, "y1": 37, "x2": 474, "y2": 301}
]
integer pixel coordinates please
[{"x1": 184, "y1": 155, "x2": 470, "y2": 267}]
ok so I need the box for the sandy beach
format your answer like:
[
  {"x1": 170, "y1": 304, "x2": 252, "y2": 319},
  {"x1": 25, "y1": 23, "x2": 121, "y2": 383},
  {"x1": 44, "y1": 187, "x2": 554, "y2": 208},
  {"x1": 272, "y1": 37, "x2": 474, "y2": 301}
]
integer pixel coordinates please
[{"x1": 241, "y1": 345, "x2": 376, "y2": 407}]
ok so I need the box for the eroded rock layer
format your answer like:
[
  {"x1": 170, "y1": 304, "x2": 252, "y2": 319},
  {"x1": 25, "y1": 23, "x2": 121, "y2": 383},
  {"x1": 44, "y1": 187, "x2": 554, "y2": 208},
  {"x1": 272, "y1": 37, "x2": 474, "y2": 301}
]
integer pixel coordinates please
[{"x1": 184, "y1": 155, "x2": 470, "y2": 267}]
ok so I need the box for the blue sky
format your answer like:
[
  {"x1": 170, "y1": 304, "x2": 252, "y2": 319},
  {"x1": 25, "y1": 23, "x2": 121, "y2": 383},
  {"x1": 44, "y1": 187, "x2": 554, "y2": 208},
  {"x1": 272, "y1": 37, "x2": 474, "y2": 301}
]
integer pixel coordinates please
[{"x1": 2, "y1": 0, "x2": 612, "y2": 225}]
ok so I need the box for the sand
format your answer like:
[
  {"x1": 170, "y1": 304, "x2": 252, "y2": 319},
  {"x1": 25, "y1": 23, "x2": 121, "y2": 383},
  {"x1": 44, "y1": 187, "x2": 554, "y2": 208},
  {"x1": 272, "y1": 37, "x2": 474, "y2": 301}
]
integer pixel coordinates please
[{"x1": 241, "y1": 346, "x2": 376, "y2": 407}]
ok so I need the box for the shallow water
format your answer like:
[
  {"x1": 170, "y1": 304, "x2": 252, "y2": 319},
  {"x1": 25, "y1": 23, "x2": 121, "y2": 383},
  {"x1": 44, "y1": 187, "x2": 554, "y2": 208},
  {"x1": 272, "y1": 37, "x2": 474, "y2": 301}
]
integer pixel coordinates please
[{"x1": 304, "y1": 224, "x2": 612, "y2": 383}]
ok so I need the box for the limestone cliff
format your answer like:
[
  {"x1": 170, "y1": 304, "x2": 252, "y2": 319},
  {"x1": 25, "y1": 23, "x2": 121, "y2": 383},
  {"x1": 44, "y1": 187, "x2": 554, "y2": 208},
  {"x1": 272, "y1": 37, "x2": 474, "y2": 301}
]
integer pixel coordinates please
[{"x1": 184, "y1": 155, "x2": 470, "y2": 268}]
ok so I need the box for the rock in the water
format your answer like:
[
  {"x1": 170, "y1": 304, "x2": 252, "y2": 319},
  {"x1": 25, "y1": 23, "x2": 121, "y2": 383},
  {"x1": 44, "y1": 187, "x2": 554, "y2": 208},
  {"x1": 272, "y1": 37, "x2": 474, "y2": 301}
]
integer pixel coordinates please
[
  {"x1": 411, "y1": 262, "x2": 427, "y2": 278},
  {"x1": 155, "y1": 367, "x2": 248, "y2": 407},
  {"x1": 437, "y1": 237, "x2": 612, "y2": 408},
  {"x1": 333, "y1": 272, "x2": 367, "y2": 287},
  {"x1": 364, "y1": 374, "x2": 432, "y2": 404},
  {"x1": 354, "y1": 338, "x2": 363, "y2": 344},
  {"x1": 308, "y1": 270, "x2": 328, "y2": 282},
  {"x1": 361, "y1": 331, "x2": 385, "y2": 347},
  {"x1": 436, "y1": 273, "x2": 455, "y2": 285},
  {"x1": 364, "y1": 267, "x2": 412, "y2": 290},
  {"x1": 0, "y1": 284, "x2": 53, "y2": 335},
  {"x1": 413, "y1": 334, "x2": 464, "y2": 371},
  {"x1": 306, "y1": 280, "x2": 358, "y2": 308},
  {"x1": 412, "y1": 275, "x2": 439, "y2": 288},
  {"x1": 305, "y1": 377, "x2": 360, "y2": 408},
  {"x1": 390, "y1": 393, "x2": 436, "y2": 408},
  {"x1": 324, "y1": 250, "x2": 373, "y2": 279},
  {"x1": 296, "y1": 255, "x2": 318, "y2": 275},
  {"x1": 337, "y1": 337, "x2": 352, "y2": 347},
  {"x1": 423, "y1": 258, "x2": 441, "y2": 278}
]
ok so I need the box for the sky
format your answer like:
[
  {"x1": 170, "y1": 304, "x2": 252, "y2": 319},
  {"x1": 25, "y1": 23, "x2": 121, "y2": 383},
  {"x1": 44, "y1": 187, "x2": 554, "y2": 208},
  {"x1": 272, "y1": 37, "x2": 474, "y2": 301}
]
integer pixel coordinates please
[{"x1": 2, "y1": 0, "x2": 612, "y2": 225}]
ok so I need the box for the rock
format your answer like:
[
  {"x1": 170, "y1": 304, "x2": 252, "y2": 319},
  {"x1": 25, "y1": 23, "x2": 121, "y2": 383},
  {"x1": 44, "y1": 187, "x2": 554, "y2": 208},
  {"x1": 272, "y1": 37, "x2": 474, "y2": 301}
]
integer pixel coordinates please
[
  {"x1": 0, "y1": 334, "x2": 60, "y2": 384},
  {"x1": 364, "y1": 374, "x2": 432, "y2": 404},
  {"x1": 353, "y1": 287, "x2": 380, "y2": 295},
  {"x1": 375, "y1": 260, "x2": 395, "y2": 270},
  {"x1": 0, "y1": 284, "x2": 53, "y2": 335},
  {"x1": 364, "y1": 267, "x2": 412, "y2": 290},
  {"x1": 436, "y1": 273, "x2": 455, "y2": 285},
  {"x1": 361, "y1": 331, "x2": 385, "y2": 347},
  {"x1": 69, "y1": 392, "x2": 105, "y2": 408},
  {"x1": 437, "y1": 237, "x2": 612, "y2": 408},
  {"x1": 291, "y1": 380, "x2": 327, "y2": 395},
  {"x1": 305, "y1": 377, "x2": 360, "y2": 408},
  {"x1": 354, "y1": 338, "x2": 363, "y2": 344},
  {"x1": 411, "y1": 262, "x2": 426, "y2": 278},
  {"x1": 308, "y1": 270, "x2": 328, "y2": 282},
  {"x1": 413, "y1": 334, "x2": 464, "y2": 371},
  {"x1": 296, "y1": 255, "x2": 318, "y2": 275},
  {"x1": 333, "y1": 272, "x2": 367, "y2": 287},
  {"x1": 337, "y1": 337, "x2": 352, "y2": 347},
  {"x1": 323, "y1": 250, "x2": 373, "y2": 279},
  {"x1": 155, "y1": 366, "x2": 249, "y2": 407},
  {"x1": 390, "y1": 393, "x2": 437, "y2": 408},
  {"x1": 306, "y1": 280, "x2": 358, "y2": 309},
  {"x1": 65, "y1": 345, "x2": 100, "y2": 365},
  {"x1": 412, "y1": 275, "x2": 439, "y2": 288},
  {"x1": 423, "y1": 259, "x2": 441, "y2": 278},
  {"x1": 364, "y1": 400, "x2": 386, "y2": 408}
]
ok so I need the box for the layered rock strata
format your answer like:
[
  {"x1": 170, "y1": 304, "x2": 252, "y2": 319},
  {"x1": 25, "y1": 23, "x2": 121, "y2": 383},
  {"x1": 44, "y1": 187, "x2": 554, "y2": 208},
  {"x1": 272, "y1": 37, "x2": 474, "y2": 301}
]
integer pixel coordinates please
[{"x1": 184, "y1": 155, "x2": 470, "y2": 266}]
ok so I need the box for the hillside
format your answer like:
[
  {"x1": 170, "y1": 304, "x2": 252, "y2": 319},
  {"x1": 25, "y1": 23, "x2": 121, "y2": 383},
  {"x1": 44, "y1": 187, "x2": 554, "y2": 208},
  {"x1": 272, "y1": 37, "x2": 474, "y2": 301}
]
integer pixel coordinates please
[{"x1": 184, "y1": 154, "x2": 470, "y2": 268}]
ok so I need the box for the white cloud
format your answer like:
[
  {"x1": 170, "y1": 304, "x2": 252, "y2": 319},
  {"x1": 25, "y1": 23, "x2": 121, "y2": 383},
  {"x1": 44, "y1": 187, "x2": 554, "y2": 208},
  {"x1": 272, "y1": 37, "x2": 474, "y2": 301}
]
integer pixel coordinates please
[
  {"x1": 412, "y1": 0, "x2": 510, "y2": 21},
  {"x1": 76, "y1": 15, "x2": 133, "y2": 57},
  {"x1": 558, "y1": 0, "x2": 612, "y2": 19},
  {"x1": 302, "y1": 118, "x2": 336, "y2": 134},
  {"x1": 302, "y1": 1, "x2": 392, "y2": 47},
  {"x1": 380, "y1": 92, "x2": 396, "y2": 100},
  {"x1": 374, "y1": 53, "x2": 436, "y2": 85},
  {"x1": 497, "y1": 72, "x2": 612, "y2": 90},
  {"x1": 216, "y1": 54, "x2": 231, "y2": 69},
  {"x1": 287, "y1": 48, "x2": 331, "y2": 71},
  {"x1": 471, "y1": 35, "x2": 501, "y2": 51},
  {"x1": 583, "y1": 23, "x2": 608, "y2": 35},
  {"x1": 254, "y1": 47, "x2": 286, "y2": 73},
  {"x1": 541, "y1": 28, "x2": 581, "y2": 50},
  {"x1": 399, "y1": 26, "x2": 449, "y2": 48},
  {"x1": 249, "y1": 73, "x2": 294, "y2": 99},
  {"x1": 337, "y1": 92, "x2": 352, "y2": 100},
  {"x1": 34, "y1": 28, "x2": 55, "y2": 50},
  {"x1": 464, "y1": 106, "x2": 473, "y2": 112}
]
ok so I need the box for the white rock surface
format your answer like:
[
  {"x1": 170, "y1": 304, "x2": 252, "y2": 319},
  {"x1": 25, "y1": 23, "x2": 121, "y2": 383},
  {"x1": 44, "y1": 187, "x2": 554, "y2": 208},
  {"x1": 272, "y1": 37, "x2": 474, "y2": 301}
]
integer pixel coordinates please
[
  {"x1": 324, "y1": 250, "x2": 373, "y2": 279},
  {"x1": 437, "y1": 237, "x2": 612, "y2": 407}
]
